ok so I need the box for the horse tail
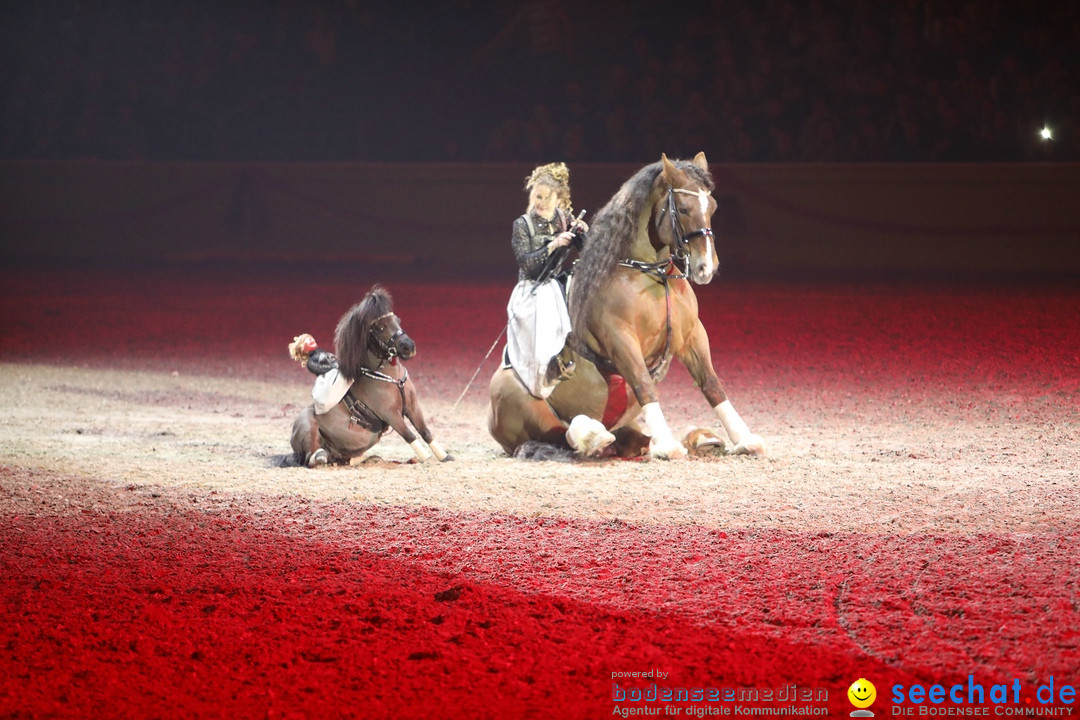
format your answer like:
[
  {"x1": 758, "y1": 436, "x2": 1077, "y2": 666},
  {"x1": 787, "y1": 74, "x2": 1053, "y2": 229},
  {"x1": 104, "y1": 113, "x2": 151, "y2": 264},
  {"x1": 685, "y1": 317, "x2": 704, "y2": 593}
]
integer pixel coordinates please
[
  {"x1": 512, "y1": 440, "x2": 577, "y2": 462},
  {"x1": 278, "y1": 452, "x2": 305, "y2": 468}
]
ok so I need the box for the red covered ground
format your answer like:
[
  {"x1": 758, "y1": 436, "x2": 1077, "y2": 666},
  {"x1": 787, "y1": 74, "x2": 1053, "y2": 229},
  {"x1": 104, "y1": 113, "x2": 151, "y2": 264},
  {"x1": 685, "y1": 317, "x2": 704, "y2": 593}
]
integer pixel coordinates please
[{"x1": 2, "y1": 266, "x2": 1078, "y2": 718}]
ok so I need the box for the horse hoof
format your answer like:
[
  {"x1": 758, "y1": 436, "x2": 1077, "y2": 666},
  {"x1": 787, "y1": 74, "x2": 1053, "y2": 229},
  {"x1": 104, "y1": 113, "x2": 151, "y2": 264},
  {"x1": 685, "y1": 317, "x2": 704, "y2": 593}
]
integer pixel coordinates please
[
  {"x1": 566, "y1": 415, "x2": 616, "y2": 456},
  {"x1": 441, "y1": 454, "x2": 456, "y2": 462},
  {"x1": 733, "y1": 434, "x2": 767, "y2": 456},
  {"x1": 307, "y1": 448, "x2": 329, "y2": 468},
  {"x1": 683, "y1": 427, "x2": 729, "y2": 457},
  {"x1": 650, "y1": 440, "x2": 688, "y2": 460}
]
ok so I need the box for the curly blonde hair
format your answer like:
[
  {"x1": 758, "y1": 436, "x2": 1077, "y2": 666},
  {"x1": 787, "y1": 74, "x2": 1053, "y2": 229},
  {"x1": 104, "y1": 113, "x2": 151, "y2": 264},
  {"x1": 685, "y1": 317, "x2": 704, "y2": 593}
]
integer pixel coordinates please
[
  {"x1": 288, "y1": 333, "x2": 316, "y2": 364},
  {"x1": 524, "y1": 162, "x2": 571, "y2": 211}
]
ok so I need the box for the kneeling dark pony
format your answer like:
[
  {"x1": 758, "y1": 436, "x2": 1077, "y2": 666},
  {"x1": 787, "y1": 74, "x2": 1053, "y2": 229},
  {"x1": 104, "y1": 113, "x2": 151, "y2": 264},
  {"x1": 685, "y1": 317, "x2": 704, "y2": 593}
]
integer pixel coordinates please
[{"x1": 289, "y1": 285, "x2": 451, "y2": 467}]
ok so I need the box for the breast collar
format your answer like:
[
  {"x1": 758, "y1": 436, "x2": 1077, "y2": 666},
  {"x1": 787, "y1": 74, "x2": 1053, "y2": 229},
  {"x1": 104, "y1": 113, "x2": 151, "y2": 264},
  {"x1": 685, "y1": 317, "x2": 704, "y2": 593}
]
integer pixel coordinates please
[
  {"x1": 567, "y1": 259, "x2": 680, "y2": 382},
  {"x1": 344, "y1": 366, "x2": 409, "y2": 432}
]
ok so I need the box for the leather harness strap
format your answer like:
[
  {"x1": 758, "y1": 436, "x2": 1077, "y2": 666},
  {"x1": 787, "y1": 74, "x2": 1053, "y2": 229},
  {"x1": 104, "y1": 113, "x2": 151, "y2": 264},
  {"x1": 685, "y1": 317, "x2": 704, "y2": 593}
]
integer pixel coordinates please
[
  {"x1": 342, "y1": 390, "x2": 388, "y2": 433},
  {"x1": 567, "y1": 258, "x2": 683, "y2": 381},
  {"x1": 345, "y1": 359, "x2": 410, "y2": 431}
]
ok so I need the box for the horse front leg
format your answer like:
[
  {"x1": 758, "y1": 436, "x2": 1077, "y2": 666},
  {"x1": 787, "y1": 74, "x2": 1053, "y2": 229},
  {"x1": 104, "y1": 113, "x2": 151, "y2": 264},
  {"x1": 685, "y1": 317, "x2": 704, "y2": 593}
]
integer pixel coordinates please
[
  {"x1": 384, "y1": 412, "x2": 432, "y2": 462},
  {"x1": 603, "y1": 337, "x2": 686, "y2": 460},
  {"x1": 403, "y1": 384, "x2": 452, "y2": 462},
  {"x1": 364, "y1": 383, "x2": 432, "y2": 463},
  {"x1": 680, "y1": 320, "x2": 766, "y2": 456}
]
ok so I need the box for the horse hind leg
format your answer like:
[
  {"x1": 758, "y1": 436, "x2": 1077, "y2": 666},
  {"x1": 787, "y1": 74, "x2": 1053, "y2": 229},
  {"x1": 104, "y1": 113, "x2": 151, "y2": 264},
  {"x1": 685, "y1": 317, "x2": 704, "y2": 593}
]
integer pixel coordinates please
[
  {"x1": 682, "y1": 426, "x2": 730, "y2": 457},
  {"x1": 565, "y1": 415, "x2": 616, "y2": 456},
  {"x1": 613, "y1": 424, "x2": 650, "y2": 458},
  {"x1": 488, "y1": 367, "x2": 570, "y2": 455},
  {"x1": 488, "y1": 402, "x2": 569, "y2": 457},
  {"x1": 291, "y1": 408, "x2": 329, "y2": 468}
]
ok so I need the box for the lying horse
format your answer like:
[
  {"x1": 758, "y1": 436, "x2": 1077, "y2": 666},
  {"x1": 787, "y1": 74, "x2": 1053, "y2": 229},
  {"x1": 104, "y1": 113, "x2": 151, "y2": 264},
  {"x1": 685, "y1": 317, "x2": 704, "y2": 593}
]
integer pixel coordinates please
[
  {"x1": 290, "y1": 285, "x2": 451, "y2": 467},
  {"x1": 488, "y1": 153, "x2": 765, "y2": 460}
]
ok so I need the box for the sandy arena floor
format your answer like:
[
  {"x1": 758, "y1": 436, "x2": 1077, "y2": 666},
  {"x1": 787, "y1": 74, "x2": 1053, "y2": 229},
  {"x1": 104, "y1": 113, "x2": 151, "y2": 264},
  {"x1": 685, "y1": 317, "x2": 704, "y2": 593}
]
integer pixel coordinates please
[{"x1": 2, "y1": 266, "x2": 1078, "y2": 718}]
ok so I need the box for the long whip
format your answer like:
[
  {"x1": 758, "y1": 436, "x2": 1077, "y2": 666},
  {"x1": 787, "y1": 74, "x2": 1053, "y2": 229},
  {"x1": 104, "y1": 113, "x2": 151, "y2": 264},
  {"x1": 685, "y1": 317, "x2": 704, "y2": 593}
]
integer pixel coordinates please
[
  {"x1": 452, "y1": 324, "x2": 507, "y2": 409},
  {"x1": 455, "y1": 208, "x2": 584, "y2": 408}
]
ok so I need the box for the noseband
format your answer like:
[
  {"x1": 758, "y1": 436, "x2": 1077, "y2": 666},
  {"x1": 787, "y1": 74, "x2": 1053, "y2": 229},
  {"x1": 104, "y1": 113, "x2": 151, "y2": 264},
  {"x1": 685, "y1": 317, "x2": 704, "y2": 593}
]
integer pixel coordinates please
[
  {"x1": 351, "y1": 311, "x2": 410, "y2": 424},
  {"x1": 659, "y1": 187, "x2": 715, "y2": 264},
  {"x1": 580, "y1": 186, "x2": 714, "y2": 383},
  {"x1": 368, "y1": 311, "x2": 406, "y2": 360}
]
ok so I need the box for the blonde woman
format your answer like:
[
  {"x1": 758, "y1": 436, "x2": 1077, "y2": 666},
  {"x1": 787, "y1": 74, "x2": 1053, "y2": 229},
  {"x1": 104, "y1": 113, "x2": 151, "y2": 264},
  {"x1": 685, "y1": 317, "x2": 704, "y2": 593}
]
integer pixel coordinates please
[{"x1": 505, "y1": 162, "x2": 588, "y2": 398}]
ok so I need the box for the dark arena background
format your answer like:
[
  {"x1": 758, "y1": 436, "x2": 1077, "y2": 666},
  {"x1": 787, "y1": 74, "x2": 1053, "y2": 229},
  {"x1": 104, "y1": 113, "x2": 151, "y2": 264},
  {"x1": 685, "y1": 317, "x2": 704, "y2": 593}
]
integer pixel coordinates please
[{"x1": 2, "y1": 2, "x2": 1079, "y2": 719}]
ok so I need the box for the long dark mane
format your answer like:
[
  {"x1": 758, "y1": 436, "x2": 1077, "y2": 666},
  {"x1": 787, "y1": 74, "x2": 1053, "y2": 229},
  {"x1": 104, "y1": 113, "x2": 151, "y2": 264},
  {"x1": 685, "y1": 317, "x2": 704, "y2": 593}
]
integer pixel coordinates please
[
  {"x1": 334, "y1": 284, "x2": 393, "y2": 380},
  {"x1": 568, "y1": 158, "x2": 713, "y2": 330}
]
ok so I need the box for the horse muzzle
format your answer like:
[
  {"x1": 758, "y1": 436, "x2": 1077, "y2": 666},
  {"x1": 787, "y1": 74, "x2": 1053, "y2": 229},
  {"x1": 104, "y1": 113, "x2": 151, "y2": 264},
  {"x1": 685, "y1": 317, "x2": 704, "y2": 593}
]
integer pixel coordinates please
[
  {"x1": 394, "y1": 335, "x2": 417, "y2": 360},
  {"x1": 681, "y1": 226, "x2": 718, "y2": 285},
  {"x1": 689, "y1": 257, "x2": 718, "y2": 285}
]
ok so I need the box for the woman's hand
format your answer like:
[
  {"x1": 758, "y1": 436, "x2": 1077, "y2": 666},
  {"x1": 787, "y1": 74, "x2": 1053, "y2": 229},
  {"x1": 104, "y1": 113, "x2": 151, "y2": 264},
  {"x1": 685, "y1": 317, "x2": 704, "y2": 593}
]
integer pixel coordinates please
[{"x1": 547, "y1": 232, "x2": 574, "y2": 254}]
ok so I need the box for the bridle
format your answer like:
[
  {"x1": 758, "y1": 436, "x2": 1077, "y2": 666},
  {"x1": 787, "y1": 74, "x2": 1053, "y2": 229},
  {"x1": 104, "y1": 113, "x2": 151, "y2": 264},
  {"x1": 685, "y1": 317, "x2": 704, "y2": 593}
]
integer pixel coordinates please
[
  {"x1": 367, "y1": 311, "x2": 407, "y2": 364},
  {"x1": 346, "y1": 311, "x2": 409, "y2": 428},
  {"x1": 361, "y1": 311, "x2": 409, "y2": 395},
  {"x1": 659, "y1": 186, "x2": 715, "y2": 268},
  {"x1": 567, "y1": 182, "x2": 718, "y2": 385},
  {"x1": 584, "y1": 185, "x2": 713, "y2": 380}
]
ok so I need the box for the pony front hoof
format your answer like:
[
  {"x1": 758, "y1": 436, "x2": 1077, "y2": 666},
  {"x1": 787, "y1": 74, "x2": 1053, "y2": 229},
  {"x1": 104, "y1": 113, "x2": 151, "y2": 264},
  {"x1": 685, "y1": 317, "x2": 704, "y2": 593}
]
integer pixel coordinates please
[
  {"x1": 650, "y1": 439, "x2": 688, "y2": 460},
  {"x1": 733, "y1": 434, "x2": 767, "y2": 456},
  {"x1": 440, "y1": 454, "x2": 456, "y2": 462},
  {"x1": 566, "y1": 415, "x2": 616, "y2": 456},
  {"x1": 306, "y1": 448, "x2": 329, "y2": 468}
]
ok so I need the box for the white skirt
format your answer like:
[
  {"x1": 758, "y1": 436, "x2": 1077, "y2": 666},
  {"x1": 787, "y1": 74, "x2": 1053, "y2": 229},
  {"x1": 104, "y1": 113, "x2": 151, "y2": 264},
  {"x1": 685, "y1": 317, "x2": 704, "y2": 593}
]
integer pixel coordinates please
[
  {"x1": 311, "y1": 368, "x2": 353, "y2": 415},
  {"x1": 506, "y1": 278, "x2": 571, "y2": 399}
]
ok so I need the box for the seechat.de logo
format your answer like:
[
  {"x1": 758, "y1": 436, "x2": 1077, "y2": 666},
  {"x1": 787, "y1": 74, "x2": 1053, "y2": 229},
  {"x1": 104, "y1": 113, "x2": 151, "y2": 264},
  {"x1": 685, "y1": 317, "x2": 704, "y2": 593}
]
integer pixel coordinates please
[{"x1": 850, "y1": 678, "x2": 878, "y2": 717}]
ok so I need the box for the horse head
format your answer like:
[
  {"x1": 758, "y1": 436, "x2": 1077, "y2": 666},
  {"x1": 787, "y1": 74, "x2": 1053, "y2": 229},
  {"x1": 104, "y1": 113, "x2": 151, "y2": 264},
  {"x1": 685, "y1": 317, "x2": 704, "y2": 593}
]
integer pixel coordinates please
[
  {"x1": 335, "y1": 286, "x2": 416, "y2": 379},
  {"x1": 368, "y1": 310, "x2": 416, "y2": 361},
  {"x1": 656, "y1": 152, "x2": 719, "y2": 285}
]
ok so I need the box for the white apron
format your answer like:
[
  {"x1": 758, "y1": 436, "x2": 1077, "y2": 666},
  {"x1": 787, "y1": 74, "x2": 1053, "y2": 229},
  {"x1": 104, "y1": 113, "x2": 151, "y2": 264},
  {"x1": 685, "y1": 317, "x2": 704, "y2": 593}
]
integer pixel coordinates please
[
  {"x1": 311, "y1": 369, "x2": 353, "y2": 415},
  {"x1": 506, "y1": 277, "x2": 571, "y2": 399}
]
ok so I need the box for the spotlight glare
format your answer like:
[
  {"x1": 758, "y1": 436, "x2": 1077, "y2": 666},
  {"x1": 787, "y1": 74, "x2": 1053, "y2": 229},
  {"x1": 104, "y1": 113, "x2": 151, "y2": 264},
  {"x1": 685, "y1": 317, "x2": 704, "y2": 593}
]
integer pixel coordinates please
[{"x1": 1040, "y1": 126, "x2": 1053, "y2": 141}]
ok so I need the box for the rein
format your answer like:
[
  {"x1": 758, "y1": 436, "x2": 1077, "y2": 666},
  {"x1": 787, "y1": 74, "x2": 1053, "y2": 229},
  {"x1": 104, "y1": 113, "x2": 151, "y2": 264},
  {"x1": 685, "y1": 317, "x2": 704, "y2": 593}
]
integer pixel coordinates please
[
  {"x1": 368, "y1": 311, "x2": 406, "y2": 362},
  {"x1": 358, "y1": 365, "x2": 409, "y2": 387},
  {"x1": 661, "y1": 186, "x2": 715, "y2": 270},
  {"x1": 571, "y1": 258, "x2": 682, "y2": 380},
  {"x1": 618, "y1": 258, "x2": 686, "y2": 281},
  {"x1": 345, "y1": 315, "x2": 410, "y2": 429},
  {"x1": 623, "y1": 258, "x2": 679, "y2": 378},
  {"x1": 568, "y1": 185, "x2": 710, "y2": 381}
]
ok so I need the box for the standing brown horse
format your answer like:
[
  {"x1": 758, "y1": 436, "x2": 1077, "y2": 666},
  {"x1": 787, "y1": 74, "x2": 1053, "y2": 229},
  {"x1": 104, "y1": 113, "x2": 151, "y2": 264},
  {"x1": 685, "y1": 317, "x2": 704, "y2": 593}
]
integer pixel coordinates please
[
  {"x1": 290, "y1": 286, "x2": 451, "y2": 467},
  {"x1": 488, "y1": 153, "x2": 765, "y2": 460}
]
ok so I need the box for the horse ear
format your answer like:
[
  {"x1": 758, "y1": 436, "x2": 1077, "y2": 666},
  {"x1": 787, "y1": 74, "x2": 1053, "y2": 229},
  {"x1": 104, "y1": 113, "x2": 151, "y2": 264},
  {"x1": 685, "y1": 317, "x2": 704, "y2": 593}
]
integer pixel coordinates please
[
  {"x1": 660, "y1": 153, "x2": 677, "y2": 181},
  {"x1": 692, "y1": 152, "x2": 708, "y2": 170}
]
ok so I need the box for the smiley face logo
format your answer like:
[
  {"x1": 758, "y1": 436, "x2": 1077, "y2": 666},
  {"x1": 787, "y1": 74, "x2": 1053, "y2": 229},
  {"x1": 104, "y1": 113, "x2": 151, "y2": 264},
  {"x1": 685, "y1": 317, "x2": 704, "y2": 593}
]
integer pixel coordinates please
[{"x1": 848, "y1": 678, "x2": 877, "y2": 709}]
